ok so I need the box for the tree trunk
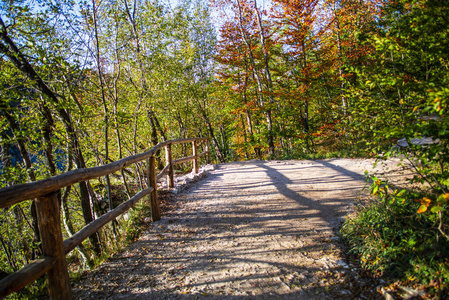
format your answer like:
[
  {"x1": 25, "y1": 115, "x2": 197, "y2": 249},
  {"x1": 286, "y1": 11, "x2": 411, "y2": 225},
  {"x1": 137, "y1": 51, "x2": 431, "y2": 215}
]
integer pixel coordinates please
[
  {"x1": 302, "y1": 41, "x2": 310, "y2": 133},
  {"x1": 192, "y1": 97, "x2": 225, "y2": 163},
  {"x1": 219, "y1": 124, "x2": 227, "y2": 159},
  {"x1": 110, "y1": 17, "x2": 131, "y2": 198},
  {"x1": 61, "y1": 142, "x2": 93, "y2": 268},
  {"x1": 252, "y1": 0, "x2": 275, "y2": 156},
  {"x1": 236, "y1": 0, "x2": 274, "y2": 157},
  {"x1": 39, "y1": 101, "x2": 57, "y2": 175},
  {"x1": 240, "y1": 114, "x2": 249, "y2": 159},
  {"x1": 92, "y1": 0, "x2": 116, "y2": 238},
  {"x1": 148, "y1": 112, "x2": 164, "y2": 170},
  {"x1": 332, "y1": 1, "x2": 347, "y2": 116}
]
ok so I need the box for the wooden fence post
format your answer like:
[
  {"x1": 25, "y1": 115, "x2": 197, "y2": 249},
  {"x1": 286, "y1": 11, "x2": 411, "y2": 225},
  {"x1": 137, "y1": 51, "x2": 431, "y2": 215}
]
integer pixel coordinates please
[
  {"x1": 192, "y1": 140, "x2": 198, "y2": 174},
  {"x1": 165, "y1": 143, "x2": 174, "y2": 188},
  {"x1": 35, "y1": 192, "x2": 72, "y2": 300},
  {"x1": 148, "y1": 156, "x2": 160, "y2": 221}
]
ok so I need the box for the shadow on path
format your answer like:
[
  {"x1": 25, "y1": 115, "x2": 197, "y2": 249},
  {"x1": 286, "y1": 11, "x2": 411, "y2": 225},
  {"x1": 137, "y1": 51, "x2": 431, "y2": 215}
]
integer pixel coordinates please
[
  {"x1": 256, "y1": 160, "x2": 367, "y2": 229},
  {"x1": 72, "y1": 160, "x2": 385, "y2": 300}
]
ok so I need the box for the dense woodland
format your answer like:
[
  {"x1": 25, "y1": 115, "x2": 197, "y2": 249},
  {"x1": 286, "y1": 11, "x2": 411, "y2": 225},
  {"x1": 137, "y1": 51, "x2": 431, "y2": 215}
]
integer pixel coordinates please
[{"x1": 0, "y1": 0, "x2": 448, "y2": 297}]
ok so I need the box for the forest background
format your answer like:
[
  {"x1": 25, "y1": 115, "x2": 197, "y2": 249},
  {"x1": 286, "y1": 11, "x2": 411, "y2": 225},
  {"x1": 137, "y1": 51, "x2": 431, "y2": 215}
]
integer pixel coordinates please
[{"x1": 0, "y1": 0, "x2": 448, "y2": 298}]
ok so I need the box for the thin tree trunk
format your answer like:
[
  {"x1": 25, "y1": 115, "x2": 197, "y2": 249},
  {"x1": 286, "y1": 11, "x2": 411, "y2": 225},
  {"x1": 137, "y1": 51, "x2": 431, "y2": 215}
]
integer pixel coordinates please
[
  {"x1": 123, "y1": 0, "x2": 164, "y2": 148},
  {"x1": 390, "y1": 49, "x2": 405, "y2": 125},
  {"x1": 301, "y1": 41, "x2": 310, "y2": 133},
  {"x1": 332, "y1": 1, "x2": 347, "y2": 116},
  {"x1": 175, "y1": 113, "x2": 188, "y2": 157},
  {"x1": 236, "y1": 0, "x2": 274, "y2": 157},
  {"x1": 252, "y1": 0, "x2": 275, "y2": 155},
  {"x1": 242, "y1": 57, "x2": 255, "y2": 152},
  {"x1": 193, "y1": 97, "x2": 225, "y2": 163},
  {"x1": 110, "y1": 13, "x2": 131, "y2": 199},
  {"x1": 0, "y1": 235, "x2": 16, "y2": 271},
  {"x1": 148, "y1": 112, "x2": 164, "y2": 170},
  {"x1": 240, "y1": 114, "x2": 249, "y2": 159},
  {"x1": 153, "y1": 112, "x2": 167, "y2": 141},
  {"x1": 38, "y1": 101, "x2": 57, "y2": 175},
  {"x1": 60, "y1": 147, "x2": 93, "y2": 268},
  {"x1": 219, "y1": 124, "x2": 227, "y2": 158},
  {"x1": 92, "y1": 0, "x2": 116, "y2": 237},
  {"x1": 61, "y1": 185, "x2": 93, "y2": 268}
]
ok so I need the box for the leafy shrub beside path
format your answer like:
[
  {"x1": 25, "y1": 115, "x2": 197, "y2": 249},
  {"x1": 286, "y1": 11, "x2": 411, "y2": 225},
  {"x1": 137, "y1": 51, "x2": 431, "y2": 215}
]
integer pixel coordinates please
[{"x1": 341, "y1": 174, "x2": 449, "y2": 298}]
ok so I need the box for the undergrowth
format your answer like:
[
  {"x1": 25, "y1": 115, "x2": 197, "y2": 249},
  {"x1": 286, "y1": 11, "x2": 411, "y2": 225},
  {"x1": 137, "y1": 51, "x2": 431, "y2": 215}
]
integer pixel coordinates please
[
  {"x1": 278, "y1": 141, "x2": 373, "y2": 160},
  {"x1": 5, "y1": 198, "x2": 154, "y2": 300},
  {"x1": 341, "y1": 172, "x2": 449, "y2": 298},
  {"x1": 122, "y1": 200, "x2": 153, "y2": 244}
]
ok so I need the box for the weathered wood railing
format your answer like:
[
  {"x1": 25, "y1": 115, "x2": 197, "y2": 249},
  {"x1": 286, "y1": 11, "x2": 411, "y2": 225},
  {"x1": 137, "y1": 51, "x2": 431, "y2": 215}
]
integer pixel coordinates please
[{"x1": 0, "y1": 137, "x2": 210, "y2": 299}]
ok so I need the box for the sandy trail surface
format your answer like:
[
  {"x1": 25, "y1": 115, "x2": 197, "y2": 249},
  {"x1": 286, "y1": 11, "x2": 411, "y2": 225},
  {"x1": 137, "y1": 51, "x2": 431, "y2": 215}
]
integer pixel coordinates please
[{"x1": 73, "y1": 158, "x2": 412, "y2": 299}]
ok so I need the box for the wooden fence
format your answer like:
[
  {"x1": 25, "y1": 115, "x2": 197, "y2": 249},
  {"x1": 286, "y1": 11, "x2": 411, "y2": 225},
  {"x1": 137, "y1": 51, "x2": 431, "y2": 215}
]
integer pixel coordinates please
[{"x1": 0, "y1": 137, "x2": 210, "y2": 299}]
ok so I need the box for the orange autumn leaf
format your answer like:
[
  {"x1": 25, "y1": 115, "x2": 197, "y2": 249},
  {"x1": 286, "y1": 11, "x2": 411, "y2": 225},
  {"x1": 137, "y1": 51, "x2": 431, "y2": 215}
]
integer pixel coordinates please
[
  {"x1": 420, "y1": 197, "x2": 431, "y2": 206},
  {"x1": 417, "y1": 204, "x2": 428, "y2": 214},
  {"x1": 417, "y1": 197, "x2": 431, "y2": 214},
  {"x1": 437, "y1": 193, "x2": 449, "y2": 205}
]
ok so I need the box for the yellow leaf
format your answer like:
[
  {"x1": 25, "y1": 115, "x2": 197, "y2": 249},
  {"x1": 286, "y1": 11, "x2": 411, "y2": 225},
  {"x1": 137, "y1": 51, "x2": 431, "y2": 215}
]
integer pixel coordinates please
[
  {"x1": 417, "y1": 204, "x2": 428, "y2": 214},
  {"x1": 399, "y1": 98, "x2": 404, "y2": 105}
]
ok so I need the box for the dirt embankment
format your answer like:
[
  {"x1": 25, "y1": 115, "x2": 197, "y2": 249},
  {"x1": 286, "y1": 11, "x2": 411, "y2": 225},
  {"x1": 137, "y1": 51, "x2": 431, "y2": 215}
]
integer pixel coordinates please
[{"x1": 73, "y1": 158, "x2": 413, "y2": 299}]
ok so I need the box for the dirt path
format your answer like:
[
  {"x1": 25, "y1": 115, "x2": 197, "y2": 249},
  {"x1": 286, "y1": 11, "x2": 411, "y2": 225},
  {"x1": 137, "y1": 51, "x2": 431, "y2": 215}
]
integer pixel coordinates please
[{"x1": 73, "y1": 158, "x2": 413, "y2": 299}]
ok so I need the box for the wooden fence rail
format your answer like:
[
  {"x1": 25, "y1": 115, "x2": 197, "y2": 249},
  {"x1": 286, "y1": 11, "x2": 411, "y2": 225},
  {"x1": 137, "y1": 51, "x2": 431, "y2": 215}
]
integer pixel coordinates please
[{"x1": 0, "y1": 137, "x2": 210, "y2": 299}]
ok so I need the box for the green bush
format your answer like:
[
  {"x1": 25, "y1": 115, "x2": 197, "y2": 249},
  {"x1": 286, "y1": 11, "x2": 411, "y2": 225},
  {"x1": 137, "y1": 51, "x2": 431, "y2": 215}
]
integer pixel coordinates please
[{"x1": 341, "y1": 176, "x2": 449, "y2": 298}]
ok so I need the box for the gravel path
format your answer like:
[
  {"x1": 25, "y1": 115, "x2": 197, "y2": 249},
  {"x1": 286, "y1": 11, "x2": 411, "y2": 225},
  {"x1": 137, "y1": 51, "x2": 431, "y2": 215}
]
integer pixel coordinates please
[{"x1": 73, "y1": 158, "x2": 413, "y2": 299}]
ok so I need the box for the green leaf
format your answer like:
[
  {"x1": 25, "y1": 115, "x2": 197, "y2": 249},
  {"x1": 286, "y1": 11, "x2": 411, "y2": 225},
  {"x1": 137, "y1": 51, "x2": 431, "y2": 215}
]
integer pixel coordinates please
[
  {"x1": 373, "y1": 185, "x2": 379, "y2": 195},
  {"x1": 431, "y1": 206, "x2": 441, "y2": 213},
  {"x1": 396, "y1": 189, "x2": 406, "y2": 197}
]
